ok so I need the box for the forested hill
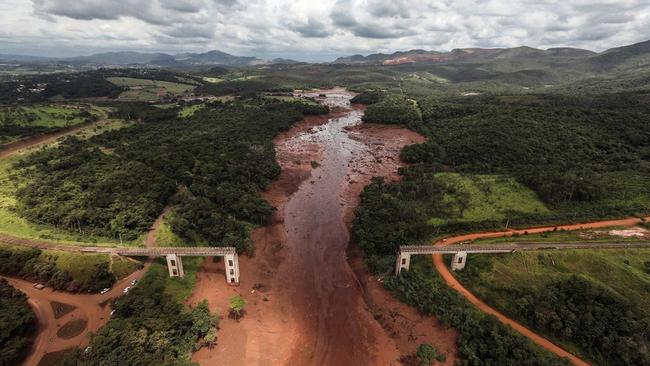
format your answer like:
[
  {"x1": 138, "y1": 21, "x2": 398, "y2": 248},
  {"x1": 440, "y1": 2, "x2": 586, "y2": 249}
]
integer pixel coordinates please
[{"x1": 12, "y1": 98, "x2": 328, "y2": 251}]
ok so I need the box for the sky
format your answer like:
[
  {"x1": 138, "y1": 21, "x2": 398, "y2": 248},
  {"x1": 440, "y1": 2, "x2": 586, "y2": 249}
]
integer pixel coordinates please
[{"x1": 0, "y1": 0, "x2": 649, "y2": 62}]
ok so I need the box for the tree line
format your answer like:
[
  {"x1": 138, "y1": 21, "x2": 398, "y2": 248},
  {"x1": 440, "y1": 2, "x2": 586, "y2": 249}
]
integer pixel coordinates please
[{"x1": 0, "y1": 279, "x2": 36, "y2": 366}]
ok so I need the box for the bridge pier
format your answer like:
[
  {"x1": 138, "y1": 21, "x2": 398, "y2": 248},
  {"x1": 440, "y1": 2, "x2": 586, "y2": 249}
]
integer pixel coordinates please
[
  {"x1": 451, "y1": 252, "x2": 467, "y2": 271},
  {"x1": 166, "y1": 254, "x2": 185, "y2": 277},
  {"x1": 395, "y1": 252, "x2": 411, "y2": 276},
  {"x1": 224, "y1": 252, "x2": 240, "y2": 285}
]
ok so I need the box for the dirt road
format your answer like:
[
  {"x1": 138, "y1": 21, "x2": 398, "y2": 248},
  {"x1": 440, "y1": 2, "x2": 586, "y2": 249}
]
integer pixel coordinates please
[
  {"x1": 2, "y1": 207, "x2": 167, "y2": 366},
  {"x1": 3, "y1": 267, "x2": 145, "y2": 366},
  {"x1": 0, "y1": 114, "x2": 109, "y2": 161},
  {"x1": 432, "y1": 216, "x2": 650, "y2": 366}
]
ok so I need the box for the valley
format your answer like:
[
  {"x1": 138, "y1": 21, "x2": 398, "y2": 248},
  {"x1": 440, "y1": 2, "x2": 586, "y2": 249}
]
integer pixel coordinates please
[{"x1": 0, "y1": 33, "x2": 649, "y2": 366}]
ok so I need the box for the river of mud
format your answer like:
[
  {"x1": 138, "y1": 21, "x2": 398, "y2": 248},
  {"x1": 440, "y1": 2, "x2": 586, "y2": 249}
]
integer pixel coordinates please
[{"x1": 189, "y1": 88, "x2": 457, "y2": 365}]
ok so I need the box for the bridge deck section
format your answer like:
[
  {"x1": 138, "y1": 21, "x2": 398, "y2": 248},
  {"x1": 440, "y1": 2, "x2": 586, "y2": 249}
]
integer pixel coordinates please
[{"x1": 400, "y1": 241, "x2": 650, "y2": 254}]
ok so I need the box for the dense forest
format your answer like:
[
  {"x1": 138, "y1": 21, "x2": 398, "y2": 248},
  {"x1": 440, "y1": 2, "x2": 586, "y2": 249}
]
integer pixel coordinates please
[
  {"x1": 0, "y1": 279, "x2": 36, "y2": 366},
  {"x1": 61, "y1": 265, "x2": 218, "y2": 365},
  {"x1": 386, "y1": 258, "x2": 571, "y2": 366},
  {"x1": 454, "y1": 256, "x2": 650, "y2": 366},
  {"x1": 352, "y1": 89, "x2": 650, "y2": 365},
  {"x1": 13, "y1": 98, "x2": 327, "y2": 251},
  {"x1": 354, "y1": 91, "x2": 650, "y2": 251}
]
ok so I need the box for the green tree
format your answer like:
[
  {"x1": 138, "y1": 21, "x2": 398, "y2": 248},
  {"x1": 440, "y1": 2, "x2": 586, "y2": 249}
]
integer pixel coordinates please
[
  {"x1": 416, "y1": 343, "x2": 438, "y2": 366},
  {"x1": 229, "y1": 294, "x2": 247, "y2": 319}
]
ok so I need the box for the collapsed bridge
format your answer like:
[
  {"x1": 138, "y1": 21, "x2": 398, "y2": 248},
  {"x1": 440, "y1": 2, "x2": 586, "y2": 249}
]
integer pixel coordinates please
[{"x1": 396, "y1": 241, "x2": 650, "y2": 275}]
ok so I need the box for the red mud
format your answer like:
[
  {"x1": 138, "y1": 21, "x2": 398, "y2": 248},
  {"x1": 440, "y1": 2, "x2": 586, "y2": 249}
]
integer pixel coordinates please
[{"x1": 189, "y1": 88, "x2": 458, "y2": 365}]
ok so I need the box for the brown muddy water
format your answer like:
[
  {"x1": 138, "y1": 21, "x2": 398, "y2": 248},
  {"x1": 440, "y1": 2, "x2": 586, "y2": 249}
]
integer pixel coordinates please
[{"x1": 190, "y1": 89, "x2": 457, "y2": 366}]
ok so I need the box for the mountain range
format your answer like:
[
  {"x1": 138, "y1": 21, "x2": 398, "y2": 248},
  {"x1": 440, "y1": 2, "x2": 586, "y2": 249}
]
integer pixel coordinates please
[
  {"x1": 333, "y1": 40, "x2": 650, "y2": 71},
  {"x1": 0, "y1": 50, "x2": 300, "y2": 68},
  {"x1": 1, "y1": 40, "x2": 649, "y2": 72}
]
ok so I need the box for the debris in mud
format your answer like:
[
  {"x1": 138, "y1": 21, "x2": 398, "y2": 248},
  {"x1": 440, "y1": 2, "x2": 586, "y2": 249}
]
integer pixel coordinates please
[{"x1": 252, "y1": 283, "x2": 267, "y2": 292}]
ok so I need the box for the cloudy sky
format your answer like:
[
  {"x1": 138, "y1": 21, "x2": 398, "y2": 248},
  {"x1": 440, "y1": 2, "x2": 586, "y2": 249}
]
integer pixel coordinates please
[{"x1": 0, "y1": 0, "x2": 649, "y2": 61}]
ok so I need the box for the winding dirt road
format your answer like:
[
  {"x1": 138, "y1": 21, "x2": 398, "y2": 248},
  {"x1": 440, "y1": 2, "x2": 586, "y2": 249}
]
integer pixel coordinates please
[{"x1": 433, "y1": 216, "x2": 650, "y2": 366}]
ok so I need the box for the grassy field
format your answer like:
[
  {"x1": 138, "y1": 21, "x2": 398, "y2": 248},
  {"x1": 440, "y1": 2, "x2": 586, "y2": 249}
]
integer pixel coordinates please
[
  {"x1": 0, "y1": 104, "x2": 108, "y2": 144},
  {"x1": 203, "y1": 77, "x2": 224, "y2": 84},
  {"x1": 155, "y1": 217, "x2": 189, "y2": 247},
  {"x1": 0, "y1": 119, "x2": 138, "y2": 246},
  {"x1": 1, "y1": 104, "x2": 105, "y2": 128},
  {"x1": 428, "y1": 173, "x2": 549, "y2": 225},
  {"x1": 107, "y1": 77, "x2": 196, "y2": 101},
  {"x1": 178, "y1": 103, "x2": 206, "y2": 118},
  {"x1": 143, "y1": 258, "x2": 203, "y2": 303},
  {"x1": 0, "y1": 243, "x2": 140, "y2": 284},
  {"x1": 458, "y1": 248, "x2": 650, "y2": 314},
  {"x1": 111, "y1": 256, "x2": 142, "y2": 279}
]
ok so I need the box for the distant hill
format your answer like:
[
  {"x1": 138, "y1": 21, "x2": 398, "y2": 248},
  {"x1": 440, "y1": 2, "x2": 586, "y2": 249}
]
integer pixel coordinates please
[
  {"x1": 584, "y1": 40, "x2": 650, "y2": 71},
  {"x1": 68, "y1": 51, "x2": 176, "y2": 65},
  {"x1": 332, "y1": 45, "x2": 597, "y2": 65},
  {"x1": 0, "y1": 50, "x2": 299, "y2": 68}
]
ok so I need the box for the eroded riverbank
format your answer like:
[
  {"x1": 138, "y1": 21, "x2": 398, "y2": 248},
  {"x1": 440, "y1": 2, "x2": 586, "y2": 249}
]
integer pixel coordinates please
[{"x1": 189, "y1": 88, "x2": 457, "y2": 365}]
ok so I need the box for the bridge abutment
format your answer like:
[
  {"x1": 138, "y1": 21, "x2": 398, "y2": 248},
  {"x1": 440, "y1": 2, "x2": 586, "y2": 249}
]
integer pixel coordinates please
[
  {"x1": 451, "y1": 252, "x2": 467, "y2": 271},
  {"x1": 395, "y1": 252, "x2": 411, "y2": 276},
  {"x1": 166, "y1": 254, "x2": 185, "y2": 277},
  {"x1": 224, "y1": 253, "x2": 240, "y2": 285}
]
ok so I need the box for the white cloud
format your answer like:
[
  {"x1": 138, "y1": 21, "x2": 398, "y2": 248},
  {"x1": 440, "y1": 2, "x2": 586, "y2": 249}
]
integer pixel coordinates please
[{"x1": 0, "y1": 0, "x2": 646, "y2": 60}]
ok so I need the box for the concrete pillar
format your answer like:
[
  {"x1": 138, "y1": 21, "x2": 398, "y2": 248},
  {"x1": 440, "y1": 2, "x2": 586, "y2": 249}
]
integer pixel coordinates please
[
  {"x1": 451, "y1": 252, "x2": 467, "y2": 271},
  {"x1": 395, "y1": 252, "x2": 411, "y2": 276},
  {"x1": 224, "y1": 253, "x2": 240, "y2": 285},
  {"x1": 166, "y1": 254, "x2": 185, "y2": 278}
]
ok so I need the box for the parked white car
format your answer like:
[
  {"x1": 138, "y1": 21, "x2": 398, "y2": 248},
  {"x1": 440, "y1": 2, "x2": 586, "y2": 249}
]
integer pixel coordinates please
[
  {"x1": 123, "y1": 286, "x2": 131, "y2": 294},
  {"x1": 33, "y1": 283, "x2": 44, "y2": 290},
  {"x1": 100, "y1": 287, "x2": 111, "y2": 294},
  {"x1": 130, "y1": 279, "x2": 138, "y2": 286}
]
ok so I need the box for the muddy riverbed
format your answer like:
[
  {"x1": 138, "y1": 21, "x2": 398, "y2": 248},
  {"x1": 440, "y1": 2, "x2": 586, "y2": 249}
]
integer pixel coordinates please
[{"x1": 189, "y1": 88, "x2": 457, "y2": 365}]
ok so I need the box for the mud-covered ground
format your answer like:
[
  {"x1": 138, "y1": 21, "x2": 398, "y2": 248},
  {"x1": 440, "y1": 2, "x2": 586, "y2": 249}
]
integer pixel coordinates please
[{"x1": 189, "y1": 88, "x2": 458, "y2": 365}]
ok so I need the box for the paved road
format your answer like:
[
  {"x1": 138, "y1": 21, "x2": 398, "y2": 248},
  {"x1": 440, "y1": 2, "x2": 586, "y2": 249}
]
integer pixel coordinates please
[{"x1": 432, "y1": 216, "x2": 650, "y2": 366}]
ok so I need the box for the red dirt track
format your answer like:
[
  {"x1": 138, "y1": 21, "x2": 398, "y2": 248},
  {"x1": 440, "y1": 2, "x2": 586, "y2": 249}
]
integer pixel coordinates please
[
  {"x1": 433, "y1": 216, "x2": 650, "y2": 366},
  {"x1": 0, "y1": 208, "x2": 166, "y2": 366}
]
